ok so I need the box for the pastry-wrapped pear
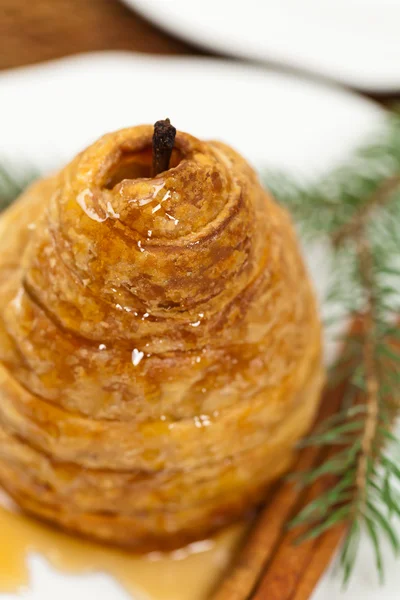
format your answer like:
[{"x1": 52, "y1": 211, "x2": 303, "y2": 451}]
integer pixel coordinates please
[{"x1": 0, "y1": 124, "x2": 324, "y2": 550}]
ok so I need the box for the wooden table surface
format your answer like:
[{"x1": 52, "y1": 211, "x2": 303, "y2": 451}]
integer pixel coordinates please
[
  {"x1": 0, "y1": 0, "x2": 200, "y2": 70},
  {"x1": 0, "y1": 0, "x2": 397, "y2": 106}
]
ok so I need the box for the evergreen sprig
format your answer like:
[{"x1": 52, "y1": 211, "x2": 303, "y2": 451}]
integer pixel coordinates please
[
  {"x1": 264, "y1": 112, "x2": 400, "y2": 585},
  {"x1": 0, "y1": 162, "x2": 38, "y2": 211}
]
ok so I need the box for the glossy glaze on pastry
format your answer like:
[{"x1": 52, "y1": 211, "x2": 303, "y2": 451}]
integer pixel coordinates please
[{"x1": 0, "y1": 125, "x2": 324, "y2": 550}]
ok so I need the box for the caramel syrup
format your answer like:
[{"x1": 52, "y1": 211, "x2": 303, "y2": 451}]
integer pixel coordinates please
[{"x1": 0, "y1": 495, "x2": 245, "y2": 599}]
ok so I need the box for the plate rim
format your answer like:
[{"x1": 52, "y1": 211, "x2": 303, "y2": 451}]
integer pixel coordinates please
[
  {"x1": 0, "y1": 50, "x2": 384, "y2": 113},
  {"x1": 122, "y1": 0, "x2": 400, "y2": 92}
]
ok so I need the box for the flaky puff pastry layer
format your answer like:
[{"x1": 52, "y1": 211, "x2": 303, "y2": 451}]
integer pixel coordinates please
[{"x1": 0, "y1": 126, "x2": 324, "y2": 550}]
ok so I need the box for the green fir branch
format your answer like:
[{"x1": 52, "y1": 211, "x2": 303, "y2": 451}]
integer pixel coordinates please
[
  {"x1": 0, "y1": 162, "x2": 38, "y2": 211},
  {"x1": 264, "y1": 111, "x2": 400, "y2": 585}
]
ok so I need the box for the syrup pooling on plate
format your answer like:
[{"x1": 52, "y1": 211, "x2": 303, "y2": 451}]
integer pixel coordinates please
[{"x1": 0, "y1": 501, "x2": 246, "y2": 600}]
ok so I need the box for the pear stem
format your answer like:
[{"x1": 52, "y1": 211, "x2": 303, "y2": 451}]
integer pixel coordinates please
[{"x1": 152, "y1": 118, "x2": 176, "y2": 177}]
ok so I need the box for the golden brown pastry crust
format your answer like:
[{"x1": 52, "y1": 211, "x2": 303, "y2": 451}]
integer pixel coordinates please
[{"x1": 0, "y1": 126, "x2": 324, "y2": 549}]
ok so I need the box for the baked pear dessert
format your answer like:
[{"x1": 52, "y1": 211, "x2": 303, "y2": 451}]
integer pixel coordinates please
[{"x1": 0, "y1": 120, "x2": 324, "y2": 550}]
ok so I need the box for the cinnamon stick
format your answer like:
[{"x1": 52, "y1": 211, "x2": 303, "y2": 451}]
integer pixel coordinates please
[
  {"x1": 251, "y1": 462, "x2": 343, "y2": 600},
  {"x1": 290, "y1": 524, "x2": 346, "y2": 600}
]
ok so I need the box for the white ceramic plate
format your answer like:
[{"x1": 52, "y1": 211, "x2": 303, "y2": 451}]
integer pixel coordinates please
[
  {"x1": 0, "y1": 52, "x2": 397, "y2": 599},
  {"x1": 124, "y1": 0, "x2": 400, "y2": 91}
]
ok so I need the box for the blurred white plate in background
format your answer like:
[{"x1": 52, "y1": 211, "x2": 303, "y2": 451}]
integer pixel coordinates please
[
  {"x1": 0, "y1": 52, "x2": 396, "y2": 599},
  {"x1": 124, "y1": 0, "x2": 400, "y2": 91}
]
